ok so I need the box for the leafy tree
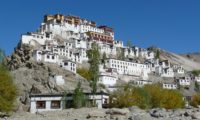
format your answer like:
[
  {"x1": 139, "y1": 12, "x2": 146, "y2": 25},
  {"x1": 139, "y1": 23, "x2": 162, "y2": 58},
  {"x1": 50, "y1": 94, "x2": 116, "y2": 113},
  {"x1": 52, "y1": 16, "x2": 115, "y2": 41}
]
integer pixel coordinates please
[
  {"x1": 190, "y1": 93, "x2": 200, "y2": 107},
  {"x1": 195, "y1": 81, "x2": 200, "y2": 92},
  {"x1": 72, "y1": 82, "x2": 86, "y2": 108},
  {"x1": 102, "y1": 52, "x2": 107, "y2": 64},
  {"x1": 87, "y1": 42, "x2": 100, "y2": 104},
  {"x1": 116, "y1": 47, "x2": 125, "y2": 60},
  {"x1": 109, "y1": 84, "x2": 184, "y2": 109},
  {"x1": 192, "y1": 70, "x2": 200, "y2": 76},
  {"x1": 0, "y1": 64, "x2": 17, "y2": 113},
  {"x1": 109, "y1": 85, "x2": 150, "y2": 109},
  {"x1": 77, "y1": 68, "x2": 92, "y2": 81},
  {"x1": 126, "y1": 40, "x2": 133, "y2": 48},
  {"x1": 144, "y1": 85, "x2": 184, "y2": 109},
  {"x1": 0, "y1": 49, "x2": 5, "y2": 63},
  {"x1": 155, "y1": 49, "x2": 160, "y2": 59}
]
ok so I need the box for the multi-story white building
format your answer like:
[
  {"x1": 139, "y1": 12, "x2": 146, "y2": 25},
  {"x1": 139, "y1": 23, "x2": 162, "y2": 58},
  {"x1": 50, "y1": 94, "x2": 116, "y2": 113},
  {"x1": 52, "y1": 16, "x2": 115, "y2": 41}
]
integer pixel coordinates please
[
  {"x1": 33, "y1": 50, "x2": 59, "y2": 64},
  {"x1": 173, "y1": 65, "x2": 185, "y2": 74},
  {"x1": 60, "y1": 60, "x2": 76, "y2": 73},
  {"x1": 177, "y1": 76, "x2": 191, "y2": 86},
  {"x1": 105, "y1": 58, "x2": 150, "y2": 76},
  {"x1": 98, "y1": 73, "x2": 117, "y2": 87},
  {"x1": 161, "y1": 68, "x2": 174, "y2": 77}
]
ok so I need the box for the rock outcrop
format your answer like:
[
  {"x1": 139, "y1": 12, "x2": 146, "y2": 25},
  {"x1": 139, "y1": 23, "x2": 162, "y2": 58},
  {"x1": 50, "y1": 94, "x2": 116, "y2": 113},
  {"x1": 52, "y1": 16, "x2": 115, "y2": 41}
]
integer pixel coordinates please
[
  {"x1": 3, "y1": 107, "x2": 200, "y2": 120},
  {"x1": 3, "y1": 44, "x2": 91, "y2": 112}
]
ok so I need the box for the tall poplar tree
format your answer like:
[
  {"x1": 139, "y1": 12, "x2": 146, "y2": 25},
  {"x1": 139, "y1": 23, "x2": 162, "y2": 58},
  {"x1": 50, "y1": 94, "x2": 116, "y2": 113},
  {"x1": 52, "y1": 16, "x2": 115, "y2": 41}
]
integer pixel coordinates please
[
  {"x1": 0, "y1": 49, "x2": 5, "y2": 63},
  {"x1": 87, "y1": 43, "x2": 100, "y2": 103}
]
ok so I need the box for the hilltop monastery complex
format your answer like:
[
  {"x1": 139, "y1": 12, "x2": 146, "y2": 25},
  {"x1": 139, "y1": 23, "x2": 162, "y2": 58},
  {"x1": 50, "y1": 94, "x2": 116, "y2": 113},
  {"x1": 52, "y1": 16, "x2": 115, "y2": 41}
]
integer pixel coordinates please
[
  {"x1": 18, "y1": 14, "x2": 200, "y2": 112},
  {"x1": 20, "y1": 14, "x2": 189, "y2": 88}
]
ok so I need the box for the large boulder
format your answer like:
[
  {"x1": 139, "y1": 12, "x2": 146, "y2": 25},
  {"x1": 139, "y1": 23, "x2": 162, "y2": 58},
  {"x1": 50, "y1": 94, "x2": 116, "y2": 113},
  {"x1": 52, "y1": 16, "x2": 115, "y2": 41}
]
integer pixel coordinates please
[
  {"x1": 192, "y1": 112, "x2": 200, "y2": 119},
  {"x1": 149, "y1": 108, "x2": 170, "y2": 118},
  {"x1": 87, "y1": 110, "x2": 106, "y2": 119},
  {"x1": 106, "y1": 108, "x2": 129, "y2": 115}
]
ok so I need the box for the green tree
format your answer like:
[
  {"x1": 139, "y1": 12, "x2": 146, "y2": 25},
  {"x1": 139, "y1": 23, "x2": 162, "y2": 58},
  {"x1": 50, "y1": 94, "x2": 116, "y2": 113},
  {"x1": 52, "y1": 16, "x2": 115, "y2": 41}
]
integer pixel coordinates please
[
  {"x1": 116, "y1": 47, "x2": 125, "y2": 60},
  {"x1": 102, "y1": 52, "x2": 107, "y2": 64},
  {"x1": 72, "y1": 82, "x2": 86, "y2": 108},
  {"x1": 77, "y1": 68, "x2": 92, "y2": 81},
  {"x1": 109, "y1": 84, "x2": 184, "y2": 109},
  {"x1": 87, "y1": 42, "x2": 100, "y2": 104},
  {"x1": 190, "y1": 93, "x2": 200, "y2": 107},
  {"x1": 192, "y1": 70, "x2": 200, "y2": 76},
  {"x1": 126, "y1": 40, "x2": 133, "y2": 48},
  {"x1": 0, "y1": 49, "x2": 5, "y2": 63},
  {"x1": 155, "y1": 49, "x2": 160, "y2": 59},
  {"x1": 195, "y1": 81, "x2": 200, "y2": 92},
  {"x1": 0, "y1": 64, "x2": 17, "y2": 113}
]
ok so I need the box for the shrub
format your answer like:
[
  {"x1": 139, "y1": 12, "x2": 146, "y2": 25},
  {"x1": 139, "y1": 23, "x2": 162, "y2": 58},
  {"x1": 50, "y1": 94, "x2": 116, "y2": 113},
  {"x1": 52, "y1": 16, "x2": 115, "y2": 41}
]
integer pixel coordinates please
[
  {"x1": 77, "y1": 68, "x2": 92, "y2": 81},
  {"x1": 109, "y1": 84, "x2": 184, "y2": 109},
  {"x1": 190, "y1": 93, "x2": 200, "y2": 107},
  {"x1": 0, "y1": 64, "x2": 17, "y2": 113},
  {"x1": 72, "y1": 82, "x2": 86, "y2": 108},
  {"x1": 192, "y1": 70, "x2": 200, "y2": 76}
]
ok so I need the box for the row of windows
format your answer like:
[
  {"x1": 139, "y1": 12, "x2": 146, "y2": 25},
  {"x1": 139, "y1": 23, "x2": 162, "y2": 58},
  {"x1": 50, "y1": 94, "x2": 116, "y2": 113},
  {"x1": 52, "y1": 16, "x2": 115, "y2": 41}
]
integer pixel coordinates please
[
  {"x1": 47, "y1": 55, "x2": 55, "y2": 60},
  {"x1": 36, "y1": 101, "x2": 60, "y2": 109},
  {"x1": 110, "y1": 60, "x2": 146, "y2": 68},
  {"x1": 164, "y1": 84, "x2": 177, "y2": 88},
  {"x1": 64, "y1": 62, "x2": 75, "y2": 67},
  {"x1": 81, "y1": 26, "x2": 103, "y2": 33},
  {"x1": 101, "y1": 77, "x2": 116, "y2": 81},
  {"x1": 179, "y1": 80, "x2": 190, "y2": 83}
]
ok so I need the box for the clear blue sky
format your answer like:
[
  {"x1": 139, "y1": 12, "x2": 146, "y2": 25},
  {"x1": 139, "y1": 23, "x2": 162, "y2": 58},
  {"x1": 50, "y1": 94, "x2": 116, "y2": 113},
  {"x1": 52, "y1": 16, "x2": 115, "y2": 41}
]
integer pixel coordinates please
[{"x1": 0, "y1": 0, "x2": 200, "y2": 55}]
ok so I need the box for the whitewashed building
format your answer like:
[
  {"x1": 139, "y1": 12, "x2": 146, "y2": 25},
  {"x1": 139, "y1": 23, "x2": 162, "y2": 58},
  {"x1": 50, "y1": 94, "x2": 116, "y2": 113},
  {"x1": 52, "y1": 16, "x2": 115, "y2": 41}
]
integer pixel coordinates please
[
  {"x1": 60, "y1": 60, "x2": 76, "y2": 73},
  {"x1": 49, "y1": 75, "x2": 65, "y2": 86},
  {"x1": 33, "y1": 50, "x2": 59, "y2": 63},
  {"x1": 21, "y1": 32, "x2": 54, "y2": 46},
  {"x1": 173, "y1": 65, "x2": 185, "y2": 74},
  {"x1": 177, "y1": 77, "x2": 191, "y2": 86},
  {"x1": 105, "y1": 58, "x2": 150, "y2": 76},
  {"x1": 30, "y1": 92, "x2": 109, "y2": 113},
  {"x1": 161, "y1": 68, "x2": 174, "y2": 77},
  {"x1": 98, "y1": 72, "x2": 118, "y2": 87}
]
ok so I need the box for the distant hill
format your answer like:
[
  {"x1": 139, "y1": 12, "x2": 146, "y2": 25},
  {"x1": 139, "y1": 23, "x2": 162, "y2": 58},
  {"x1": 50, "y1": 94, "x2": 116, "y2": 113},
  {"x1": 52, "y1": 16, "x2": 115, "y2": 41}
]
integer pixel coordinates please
[
  {"x1": 180, "y1": 52, "x2": 200, "y2": 64},
  {"x1": 149, "y1": 47, "x2": 200, "y2": 71}
]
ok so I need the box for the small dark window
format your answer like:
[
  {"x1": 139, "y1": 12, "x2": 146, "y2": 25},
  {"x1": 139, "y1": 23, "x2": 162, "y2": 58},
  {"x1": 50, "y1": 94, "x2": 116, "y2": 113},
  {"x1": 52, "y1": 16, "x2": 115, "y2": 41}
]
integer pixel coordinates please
[
  {"x1": 64, "y1": 62, "x2": 68, "y2": 66},
  {"x1": 47, "y1": 55, "x2": 50, "y2": 59},
  {"x1": 52, "y1": 56, "x2": 55, "y2": 59},
  {"x1": 51, "y1": 101, "x2": 61, "y2": 109},
  {"x1": 36, "y1": 101, "x2": 46, "y2": 109}
]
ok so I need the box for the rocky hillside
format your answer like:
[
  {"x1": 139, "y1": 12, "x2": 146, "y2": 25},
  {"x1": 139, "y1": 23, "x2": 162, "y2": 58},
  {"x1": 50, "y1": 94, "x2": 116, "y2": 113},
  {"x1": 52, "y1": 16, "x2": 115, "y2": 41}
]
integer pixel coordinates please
[
  {"x1": 181, "y1": 52, "x2": 200, "y2": 64},
  {"x1": 3, "y1": 44, "x2": 91, "y2": 111},
  {"x1": 151, "y1": 47, "x2": 200, "y2": 71}
]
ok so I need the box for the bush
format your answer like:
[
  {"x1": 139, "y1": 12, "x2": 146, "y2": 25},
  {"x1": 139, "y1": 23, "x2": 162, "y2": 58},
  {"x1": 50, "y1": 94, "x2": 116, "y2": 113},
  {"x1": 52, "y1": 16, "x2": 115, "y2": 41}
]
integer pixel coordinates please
[
  {"x1": 77, "y1": 68, "x2": 92, "y2": 81},
  {"x1": 190, "y1": 93, "x2": 200, "y2": 107},
  {"x1": 109, "y1": 85, "x2": 151, "y2": 109},
  {"x1": 72, "y1": 82, "x2": 86, "y2": 108},
  {"x1": 109, "y1": 84, "x2": 184, "y2": 109},
  {"x1": 192, "y1": 70, "x2": 200, "y2": 76},
  {"x1": 0, "y1": 64, "x2": 17, "y2": 113}
]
